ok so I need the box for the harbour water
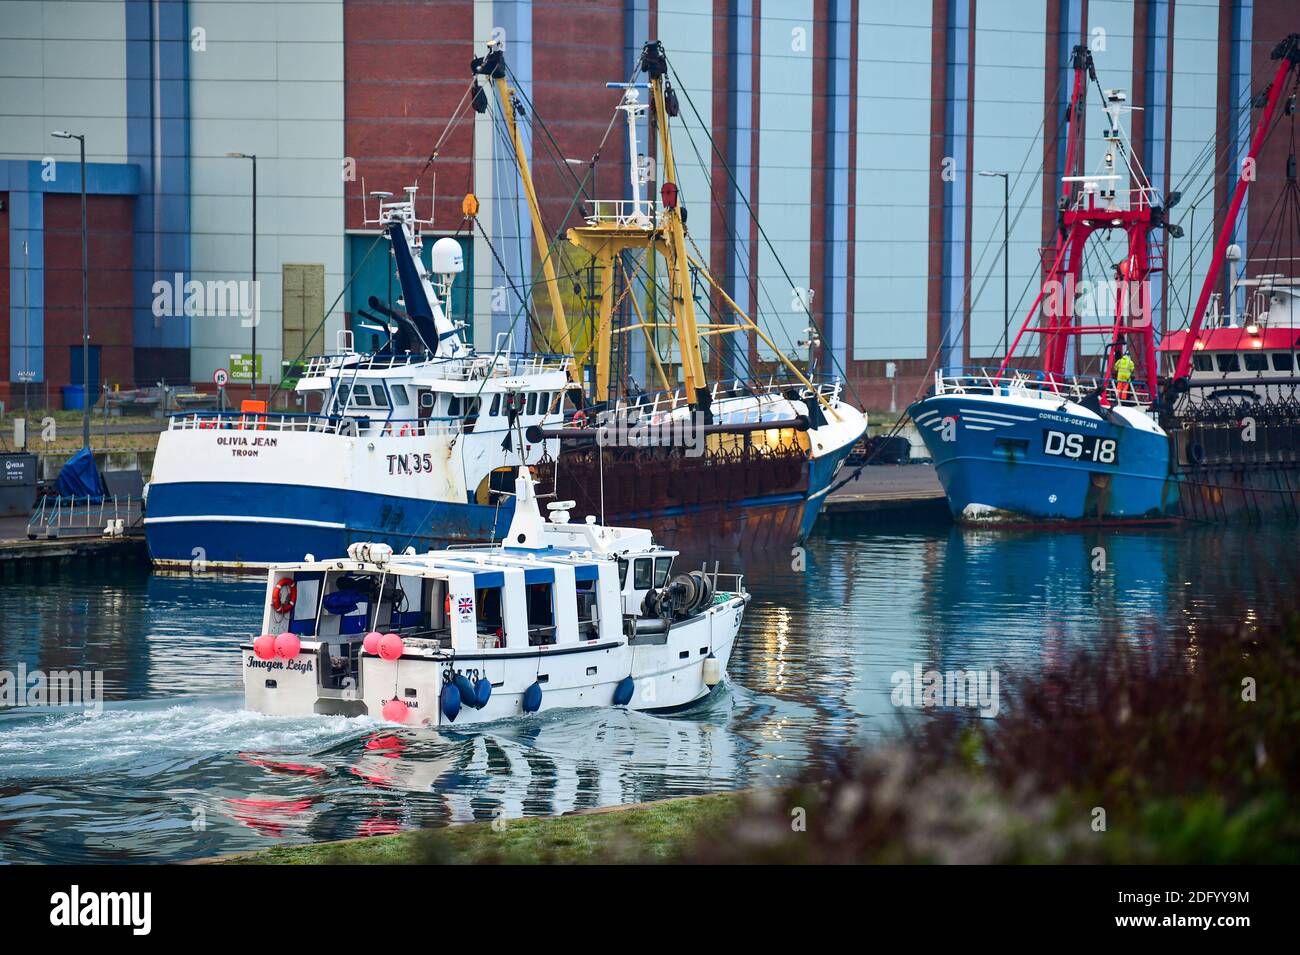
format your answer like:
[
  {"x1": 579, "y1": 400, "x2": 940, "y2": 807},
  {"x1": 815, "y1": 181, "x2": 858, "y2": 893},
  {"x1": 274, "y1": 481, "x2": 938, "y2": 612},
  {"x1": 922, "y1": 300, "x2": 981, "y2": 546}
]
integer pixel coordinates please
[{"x1": 1, "y1": 518, "x2": 1293, "y2": 863}]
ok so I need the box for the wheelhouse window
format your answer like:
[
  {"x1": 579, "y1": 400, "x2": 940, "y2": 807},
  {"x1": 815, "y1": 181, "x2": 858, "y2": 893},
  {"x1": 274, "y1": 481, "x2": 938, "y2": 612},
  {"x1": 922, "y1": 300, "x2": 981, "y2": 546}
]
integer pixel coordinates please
[
  {"x1": 633, "y1": 557, "x2": 653, "y2": 590},
  {"x1": 352, "y1": 386, "x2": 373, "y2": 407},
  {"x1": 476, "y1": 586, "x2": 505, "y2": 649},
  {"x1": 1244, "y1": 353, "x2": 1268, "y2": 372},
  {"x1": 390, "y1": 384, "x2": 410, "y2": 406},
  {"x1": 1193, "y1": 354, "x2": 1213, "y2": 372},
  {"x1": 526, "y1": 583, "x2": 556, "y2": 646},
  {"x1": 575, "y1": 578, "x2": 598, "y2": 637},
  {"x1": 1216, "y1": 354, "x2": 1240, "y2": 373},
  {"x1": 526, "y1": 392, "x2": 538, "y2": 416},
  {"x1": 370, "y1": 383, "x2": 389, "y2": 407},
  {"x1": 1272, "y1": 353, "x2": 1295, "y2": 372},
  {"x1": 654, "y1": 556, "x2": 672, "y2": 587}
]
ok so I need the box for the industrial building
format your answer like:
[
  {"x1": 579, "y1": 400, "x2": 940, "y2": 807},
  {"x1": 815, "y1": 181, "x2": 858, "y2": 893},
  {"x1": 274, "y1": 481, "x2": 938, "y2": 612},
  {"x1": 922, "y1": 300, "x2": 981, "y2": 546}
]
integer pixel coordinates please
[{"x1": 0, "y1": 0, "x2": 1293, "y2": 411}]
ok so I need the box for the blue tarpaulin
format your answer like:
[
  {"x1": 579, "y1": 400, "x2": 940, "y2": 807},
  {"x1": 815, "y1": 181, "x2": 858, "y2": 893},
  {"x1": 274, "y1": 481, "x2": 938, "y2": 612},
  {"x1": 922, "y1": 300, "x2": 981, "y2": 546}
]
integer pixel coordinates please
[{"x1": 52, "y1": 447, "x2": 103, "y2": 499}]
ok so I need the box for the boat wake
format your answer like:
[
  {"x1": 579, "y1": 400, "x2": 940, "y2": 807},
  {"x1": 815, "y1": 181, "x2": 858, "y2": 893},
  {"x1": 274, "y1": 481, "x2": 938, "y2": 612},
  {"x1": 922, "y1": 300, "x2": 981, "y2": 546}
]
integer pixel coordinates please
[{"x1": 0, "y1": 695, "x2": 376, "y2": 783}]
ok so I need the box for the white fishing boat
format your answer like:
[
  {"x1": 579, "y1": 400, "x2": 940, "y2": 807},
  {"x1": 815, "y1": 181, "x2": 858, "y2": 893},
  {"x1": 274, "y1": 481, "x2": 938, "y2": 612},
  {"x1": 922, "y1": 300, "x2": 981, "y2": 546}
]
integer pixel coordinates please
[
  {"x1": 145, "y1": 189, "x2": 573, "y2": 569},
  {"x1": 241, "y1": 469, "x2": 747, "y2": 725}
]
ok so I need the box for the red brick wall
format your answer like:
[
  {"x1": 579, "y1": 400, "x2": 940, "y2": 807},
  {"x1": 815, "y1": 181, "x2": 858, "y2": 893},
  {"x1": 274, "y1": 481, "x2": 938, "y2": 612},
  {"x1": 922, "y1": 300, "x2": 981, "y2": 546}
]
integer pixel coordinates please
[
  {"x1": 343, "y1": 1, "x2": 626, "y2": 237},
  {"x1": 43, "y1": 193, "x2": 135, "y2": 405},
  {"x1": 343, "y1": 0, "x2": 476, "y2": 232},
  {"x1": 531, "y1": 0, "x2": 625, "y2": 234}
]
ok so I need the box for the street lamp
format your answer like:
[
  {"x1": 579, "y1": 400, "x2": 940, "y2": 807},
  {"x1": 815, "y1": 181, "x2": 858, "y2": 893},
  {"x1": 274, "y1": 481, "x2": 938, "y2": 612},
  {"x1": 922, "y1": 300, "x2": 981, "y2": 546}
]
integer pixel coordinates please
[
  {"x1": 227, "y1": 152, "x2": 258, "y2": 398},
  {"x1": 980, "y1": 170, "x2": 1010, "y2": 355},
  {"x1": 52, "y1": 130, "x2": 90, "y2": 448}
]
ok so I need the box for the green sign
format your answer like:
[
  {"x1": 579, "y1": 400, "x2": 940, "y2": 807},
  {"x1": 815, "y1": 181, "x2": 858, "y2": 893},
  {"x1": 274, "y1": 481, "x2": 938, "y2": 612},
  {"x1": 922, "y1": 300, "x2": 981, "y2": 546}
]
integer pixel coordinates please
[
  {"x1": 280, "y1": 359, "x2": 306, "y2": 389},
  {"x1": 229, "y1": 354, "x2": 263, "y2": 381}
]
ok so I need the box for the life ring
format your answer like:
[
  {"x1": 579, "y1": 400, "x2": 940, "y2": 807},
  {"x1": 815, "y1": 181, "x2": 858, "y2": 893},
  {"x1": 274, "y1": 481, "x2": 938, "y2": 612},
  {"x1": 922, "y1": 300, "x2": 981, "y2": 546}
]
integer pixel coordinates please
[
  {"x1": 271, "y1": 577, "x2": 297, "y2": 615},
  {"x1": 399, "y1": 422, "x2": 413, "y2": 437}
]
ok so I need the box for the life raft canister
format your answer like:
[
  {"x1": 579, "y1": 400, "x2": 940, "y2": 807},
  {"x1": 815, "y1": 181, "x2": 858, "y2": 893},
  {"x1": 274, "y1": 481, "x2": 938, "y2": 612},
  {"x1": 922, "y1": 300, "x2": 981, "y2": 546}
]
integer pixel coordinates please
[{"x1": 271, "y1": 577, "x2": 297, "y2": 615}]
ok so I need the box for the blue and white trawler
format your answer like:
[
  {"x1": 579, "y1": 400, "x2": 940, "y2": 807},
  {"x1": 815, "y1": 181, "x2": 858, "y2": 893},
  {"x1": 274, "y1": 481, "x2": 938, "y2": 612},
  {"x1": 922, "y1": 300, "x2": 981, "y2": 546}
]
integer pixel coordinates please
[
  {"x1": 145, "y1": 189, "x2": 573, "y2": 568},
  {"x1": 241, "y1": 469, "x2": 747, "y2": 724}
]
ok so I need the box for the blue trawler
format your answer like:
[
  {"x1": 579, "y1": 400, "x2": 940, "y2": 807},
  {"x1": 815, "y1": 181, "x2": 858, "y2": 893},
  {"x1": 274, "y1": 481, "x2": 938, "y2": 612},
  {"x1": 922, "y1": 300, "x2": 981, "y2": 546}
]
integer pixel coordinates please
[
  {"x1": 910, "y1": 37, "x2": 1300, "y2": 524},
  {"x1": 910, "y1": 368, "x2": 1174, "y2": 523}
]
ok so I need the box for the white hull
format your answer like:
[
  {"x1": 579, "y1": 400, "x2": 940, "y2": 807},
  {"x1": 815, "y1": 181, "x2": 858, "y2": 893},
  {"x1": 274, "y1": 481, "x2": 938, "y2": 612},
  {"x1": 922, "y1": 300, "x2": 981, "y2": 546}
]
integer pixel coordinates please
[{"x1": 243, "y1": 595, "x2": 743, "y2": 725}]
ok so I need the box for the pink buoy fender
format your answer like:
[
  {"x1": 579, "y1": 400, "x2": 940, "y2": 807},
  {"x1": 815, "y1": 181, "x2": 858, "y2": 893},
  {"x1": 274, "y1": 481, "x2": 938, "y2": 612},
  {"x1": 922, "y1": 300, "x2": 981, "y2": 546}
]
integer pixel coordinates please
[
  {"x1": 378, "y1": 633, "x2": 405, "y2": 661},
  {"x1": 381, "y1": 698, "x2": 409, "y2": 723},
  {"x1": 274, "y1": 632, "x2": 301, "y2": 660},
  {"x1": 362, "y1": 631, "x2": 382, "y2": 655},
  {"x1": 252, "y1": 634, "x2": 276, "y2": 660}
]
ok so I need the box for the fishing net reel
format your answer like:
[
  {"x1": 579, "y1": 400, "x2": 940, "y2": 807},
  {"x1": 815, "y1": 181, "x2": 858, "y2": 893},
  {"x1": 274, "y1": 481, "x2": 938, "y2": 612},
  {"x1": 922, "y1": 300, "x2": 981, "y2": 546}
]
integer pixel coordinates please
[{"x1": 642, "y1": 571, "x2": 715, "y2": 621}]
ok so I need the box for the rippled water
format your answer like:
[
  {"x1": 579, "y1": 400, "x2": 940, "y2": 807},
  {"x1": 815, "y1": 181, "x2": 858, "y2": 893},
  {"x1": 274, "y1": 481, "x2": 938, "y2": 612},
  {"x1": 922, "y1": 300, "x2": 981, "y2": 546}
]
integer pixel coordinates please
[{"x1": 0, "y1": 519, "x2": 1294, "y2": 862}]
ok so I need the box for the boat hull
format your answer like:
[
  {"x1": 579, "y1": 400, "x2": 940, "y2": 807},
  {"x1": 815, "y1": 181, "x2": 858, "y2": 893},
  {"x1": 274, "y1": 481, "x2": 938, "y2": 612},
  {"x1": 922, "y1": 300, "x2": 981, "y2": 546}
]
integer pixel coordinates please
[
  {"x1": 242, "y1": 596, "x2": 745, "y2": 725},
  {"x1": 908, "y1": 394, "x2": 1177, "y2": 523},
  {"x1": 146, "y1": 480, "x2": 510, "y2": 568},
  {"x1": 146, "y1": 398, "x2": 864, "y2": 568}
]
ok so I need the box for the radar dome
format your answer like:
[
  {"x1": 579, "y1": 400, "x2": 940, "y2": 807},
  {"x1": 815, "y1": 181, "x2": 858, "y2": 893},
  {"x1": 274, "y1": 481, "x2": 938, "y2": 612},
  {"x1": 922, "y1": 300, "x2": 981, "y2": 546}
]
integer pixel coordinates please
[{"x1": 431, "y1": 237, "x2": 464, "y2": 275}]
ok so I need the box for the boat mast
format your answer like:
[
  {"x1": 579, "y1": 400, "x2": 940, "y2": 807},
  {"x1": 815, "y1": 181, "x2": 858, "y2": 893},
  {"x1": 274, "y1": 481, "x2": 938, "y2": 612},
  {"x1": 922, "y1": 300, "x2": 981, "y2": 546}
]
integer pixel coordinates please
[
  {"x1": 1001, "y1": 45, "x2": 1164, "y2": 398},
  {"x1": 564, "y1": 41, "x2": 833, "y2": 413},
  {"x1": 473, "y1": 45, "x2": 578, "y2": 380},
  {"x1": 641, "y1": 41, "x2": 710, "y2": 413},
  {"x1": 1171, "y1": 33, "x2": 1300, "y2": 386}
]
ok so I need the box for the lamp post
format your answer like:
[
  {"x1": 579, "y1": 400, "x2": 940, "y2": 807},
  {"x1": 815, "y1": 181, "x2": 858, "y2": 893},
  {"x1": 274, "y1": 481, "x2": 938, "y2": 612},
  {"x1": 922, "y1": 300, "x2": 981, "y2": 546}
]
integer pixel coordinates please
[
  {"x1": 980, "y1": 170, "x2": 1010, "y2": 354},
  {"x1": 227, "y1": 152, "x2": 258, "y2": 398},
  {"x1": 52, "y1": 130, "x2": 90, "y2": 447}
]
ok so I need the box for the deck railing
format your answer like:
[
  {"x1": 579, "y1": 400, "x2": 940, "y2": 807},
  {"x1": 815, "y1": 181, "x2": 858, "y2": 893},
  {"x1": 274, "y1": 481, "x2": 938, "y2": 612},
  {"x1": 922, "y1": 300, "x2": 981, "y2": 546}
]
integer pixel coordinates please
[
  {"x1": 298, "y1": 351, "x2": 571, "y2": 382},
  {"x1": 27, "y1": 494, "x2": 143, "y2": 539},
  {"x1": 610, "y1": 377, "x2": 844, "y2": 422},
  {"x1": 934, "y1": 366, "x2": 1152, "y2": 409},
  {"x1": 166, "y1": 411, "x2": 471, "y2": 438},
  {"x1": 582, "y1": 199, "x2": 662, "y2": 228}
]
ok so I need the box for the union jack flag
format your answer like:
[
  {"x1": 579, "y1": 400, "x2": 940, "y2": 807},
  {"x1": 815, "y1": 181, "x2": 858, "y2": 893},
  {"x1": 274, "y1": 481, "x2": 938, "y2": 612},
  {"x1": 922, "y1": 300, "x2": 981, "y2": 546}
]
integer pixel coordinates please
[{"x1": 458, "y1": 597, "x2": 474, "y2": 616}]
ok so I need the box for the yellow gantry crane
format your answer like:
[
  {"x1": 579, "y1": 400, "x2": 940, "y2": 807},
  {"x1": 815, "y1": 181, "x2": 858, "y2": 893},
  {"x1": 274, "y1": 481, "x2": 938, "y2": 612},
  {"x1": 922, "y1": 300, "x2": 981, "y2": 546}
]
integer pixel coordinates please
[{"x1": 476, "y1": 40, "x2": 829, "y2": 414}]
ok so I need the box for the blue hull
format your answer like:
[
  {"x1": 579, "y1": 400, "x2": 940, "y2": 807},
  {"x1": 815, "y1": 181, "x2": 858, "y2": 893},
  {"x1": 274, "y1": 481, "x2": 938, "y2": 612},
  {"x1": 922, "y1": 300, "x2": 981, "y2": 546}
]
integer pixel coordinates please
[
  {"x1": 146, "y1": 432, "x2": 857, "y2": 567},
  {"x1": 145, "y1": 482, "x2": 511, "y2": 567},
  {"x1": 908, "y1": 395, "x2": 1178, "y2": 523},
  {"x1": 800, "y1": 437, "x2": 857, "y2": 540}
]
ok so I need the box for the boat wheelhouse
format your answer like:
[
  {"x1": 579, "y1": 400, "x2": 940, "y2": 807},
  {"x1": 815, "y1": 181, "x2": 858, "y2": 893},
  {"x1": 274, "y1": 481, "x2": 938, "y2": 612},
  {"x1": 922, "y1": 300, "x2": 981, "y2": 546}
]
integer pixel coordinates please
[
  {"x1": 242, "y1": 470, "x2": 747, "y2": 724},
  {"x1": 1159, "y1": 275, "x2": 1300, "y2": 402}
]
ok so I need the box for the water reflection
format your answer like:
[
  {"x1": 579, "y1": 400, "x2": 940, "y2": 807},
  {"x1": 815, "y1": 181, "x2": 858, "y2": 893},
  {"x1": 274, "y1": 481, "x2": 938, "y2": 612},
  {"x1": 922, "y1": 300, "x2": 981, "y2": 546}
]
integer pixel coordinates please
[{"x1": 0, "y1": 520, "x2": 1293, "y2": 862}]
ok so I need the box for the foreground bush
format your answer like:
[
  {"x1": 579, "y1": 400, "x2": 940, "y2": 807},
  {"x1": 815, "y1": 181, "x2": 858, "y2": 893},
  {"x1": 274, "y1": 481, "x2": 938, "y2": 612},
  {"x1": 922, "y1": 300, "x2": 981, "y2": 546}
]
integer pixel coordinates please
[{"x1": 684, "y1": 599, "x2": 1300, "y2": 863}]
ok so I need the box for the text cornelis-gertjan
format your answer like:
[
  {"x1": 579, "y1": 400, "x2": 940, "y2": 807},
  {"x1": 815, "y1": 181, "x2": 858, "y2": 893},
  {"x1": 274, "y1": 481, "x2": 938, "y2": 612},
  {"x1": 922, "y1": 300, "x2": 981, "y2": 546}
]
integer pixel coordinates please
[{"x1": 49, "y1": 885, "x2": 151, "y2": 936}]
